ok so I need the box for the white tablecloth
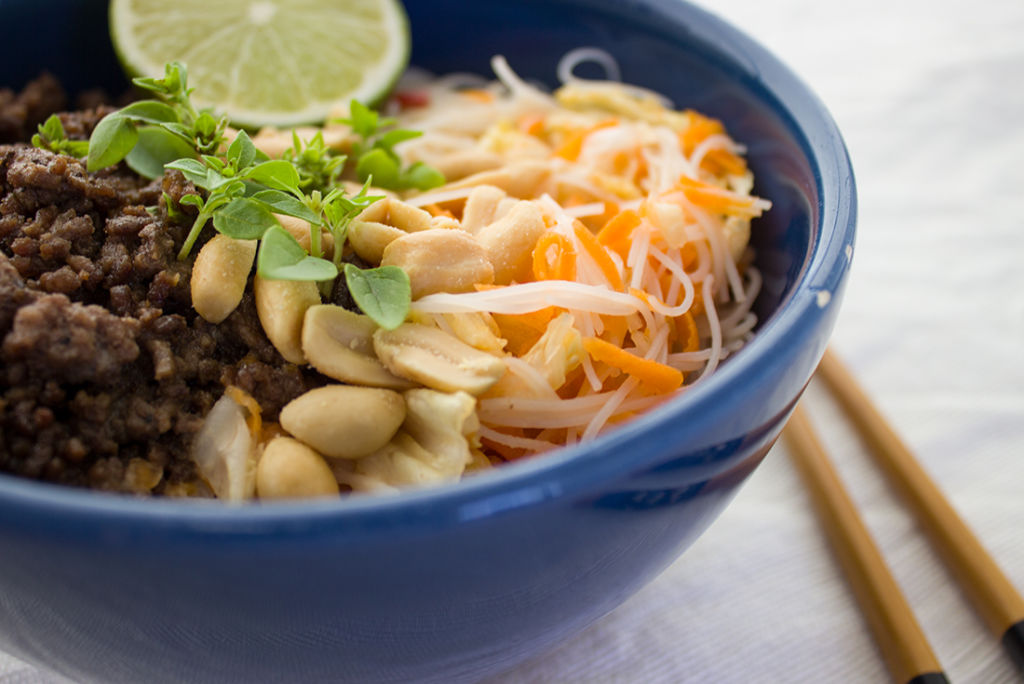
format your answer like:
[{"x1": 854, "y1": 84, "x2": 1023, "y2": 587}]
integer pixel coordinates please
[{"x1": 4, "y1": 1, "x2": 1023, "y2": 682}]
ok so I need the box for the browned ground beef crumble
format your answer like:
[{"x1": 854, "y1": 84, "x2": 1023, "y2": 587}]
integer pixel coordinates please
[{"x1": 0, "y1": 76, "x2": 326, "y2": 495}]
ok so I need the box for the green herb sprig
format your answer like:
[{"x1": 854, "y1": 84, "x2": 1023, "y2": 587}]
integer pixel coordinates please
[
  {"x1": 83, "y1": 61, "x2": 426, "y2": 329},
  {"x1": 32, "y1": 115, "x2": 90, "y2": 157},
  {"x1": 339, "y1": 100, "x2": 445, "y2": 192},
  {"x1": 283, "y1": 130, "x2": 348, "y2": 194},
  {"x1": 87, "y1": 62, "x2": 222, "y2": 179}
]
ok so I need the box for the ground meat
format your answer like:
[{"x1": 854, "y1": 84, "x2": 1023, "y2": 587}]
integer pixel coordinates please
[
  {"x1": 0, "y1": 83, "x2": 324, "y2": 494},
  {"x1": 0, "y1": 73, "x2": 66, "y2": 144},
  {"x1": 3, "y1": 294, "x2": 141, "y2": 386}
]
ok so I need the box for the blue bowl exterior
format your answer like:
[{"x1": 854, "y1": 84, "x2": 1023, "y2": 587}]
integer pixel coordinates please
[{"x1": 0, "y1": 0, "x2": 856, "y2": 682}]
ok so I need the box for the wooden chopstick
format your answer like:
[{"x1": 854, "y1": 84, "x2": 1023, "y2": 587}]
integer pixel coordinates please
[
  {"x1": 816, "y1": 348, "x2": 1024, "y2": 673},
  {"x1": 783, "y1": 405, "x2": 949, "y2": 684}
]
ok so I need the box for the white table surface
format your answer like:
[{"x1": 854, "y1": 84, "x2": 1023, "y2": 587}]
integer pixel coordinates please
[{"x1": 4, "y1": 1, "x2": 1023, "y2": 682}]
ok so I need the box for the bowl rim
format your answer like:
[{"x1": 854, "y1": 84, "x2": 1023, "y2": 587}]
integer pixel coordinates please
[{"x1": 0, "y1": 0, "x2": 856, "y2": 537}]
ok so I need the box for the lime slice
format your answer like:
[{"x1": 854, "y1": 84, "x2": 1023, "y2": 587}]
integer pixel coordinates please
[{"x1": 109, "y1": 0, "x2": 410, "y2": 128}]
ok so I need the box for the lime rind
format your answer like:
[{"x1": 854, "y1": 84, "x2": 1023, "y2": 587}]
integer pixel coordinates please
[{"x1": 109, "y1": 0, "x2": 411, "y2": 128}]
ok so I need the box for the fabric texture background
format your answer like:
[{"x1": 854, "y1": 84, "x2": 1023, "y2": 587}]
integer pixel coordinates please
[{"x1": 3, "y1": 0, "x2": 1022, "y2": 682}]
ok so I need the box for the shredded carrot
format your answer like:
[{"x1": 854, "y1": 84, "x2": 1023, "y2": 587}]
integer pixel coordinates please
[
  {"x1": 675, "y1": 311, "x2": 700, "y2": 353},
  {"x1": 597, "y1": 209, "x2": 641, "y2": 258},
  {"x1": 582, "y1": 337, "x2": 684, "y2": 394},
  {"x1": 704, "y1": 149, "x2": 747, "y2": 176},
  {"x1": 680, "y1": 241, "x2": 700, "y2": 271},
  {"x1": 677, "y1": 175, "x2": 757, "y2": 215},
  {"x1": 425, "y1": 203, "x2": 456, "y2": 219},
  {"x1": 492, "y1": 308, "x2": 556, "y2": 356},
  {"x1": 462, "y1": 89, "x2": 495, "y2": 103},
  {"x1": 517, "y1": 114, "x2": 545, "y2": 136},
  {"x1": 679, "y1": 110, "x2": 724, "y2": 153},
  {"x1": 573, "y1": 221, "x2": 624, "y2": 291},
  {"x1": 599, "y1": 314, "x2": 630, "y2": 348},
  {"x1": 554, "y1": 119, "x2": 618, "y2": 161},
  {"x1": 225, "y1": 385, "x2": 262, "y2": 437},
  {"x1": 532, "y1": 232, "x2": 577, "y2": 281}
]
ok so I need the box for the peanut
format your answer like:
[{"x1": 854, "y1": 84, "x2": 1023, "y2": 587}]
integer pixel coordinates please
[
  {"x1": 279, "y1": 385, "x2": 406, "y2": 459},
  {"x1": 475, "y1": 200, "x2": 546, "y2": 284},
  {"x1": 461, "y1": 185, "x2": 507, "y2": 234},
  {"x1": 348, "y1": 198, "x2": 435, "y2": 263},
  {"x1": 191, "y1": 235, "x2": 257, "y2": 324},
  {"x1": 430, "y1": 150, "x2": 503, "y2": 181},
  {"x1": 256, "y1": 436, "x2": 340, "y2": 499},
  {"x1": 373, "y1": 323, "x2": 506, "y2": 395},
  {"x1": 301, "y1": 305, "x2": 413, "y2": 389},
  {"x1": 442, "y1": 160, "x2": 551, "y2": 198},
  {"x1": 254, "y1": 275, "x2": 321, "y2": 365},
  {"x1": 381, "y1": 229, "x2": 494, "y2": 299}
]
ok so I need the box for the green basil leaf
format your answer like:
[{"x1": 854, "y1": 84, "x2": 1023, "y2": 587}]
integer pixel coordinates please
[
  {"x1": 376, "y1": 128, "x2": 422, "y2": 151},
  {"x1": 346, "y1": 99, "x2": 377, "y2": 139},
  {"x1": 164, "y1": 62, "x2": 188, "y2": 95},
  {"x1": 402, "y1": 162, "x2": 446, "y2": 191},
  {"x1": 227, "y1": 130, "x2": 257, "y2": 169},
  {"x1": 179, "y1": 193, "x2": 204, "y2": 209},
  {"x1": 355, "y1": 148, "x2": 400, "y2": 189},
  {"x1": 87, "y1": 114, "x2": 139, "y2": 171},
  {"x1": 125, "y1": 126, "x2": 198, "y2": 179},
  {"x1": 244, "y1": 159, "x2": 301, "y2": 195},
  {"x1": 40, "y1": 114, "x2": 65, "y2": 142},
  {"x1": 202, "y1": 155, "x2": 226, "y2": 172},
  {"x1": 64, "y1": 140, "x2": 91, "y2": 157},
  {"x1": 133, "y1": 62, "x2": 187, "y2": 97},
  {"x1": 164, "y1": 158, "x2": 209, "y2": 186},
  {"x1": 204, "y1": 166, "x2": 232, "y2": 190},
  {"x1": 257, "y1": 225, "x2": 338, "y2": 281},
  {"x1": 212, "y1": 197, "x2": 280, "y2": 240},
  {"x1": 118, "y1": 101, "x2": 180, "y2": 124},
  {"x1": 159, "y1": 121, "x2": 194, "y2": 142},
  {"x1": 131, "y1": 76, "x2": 165, "y2": 95},
  {"x1": 251, "y1": 189, "x2": 322, "y2": 225},
  {"x1": 343, "y1": 263, "x2": 410, "y2": 330},
  {"x1": 195, "y1": 111, "x2": 218, "y2": 139}
]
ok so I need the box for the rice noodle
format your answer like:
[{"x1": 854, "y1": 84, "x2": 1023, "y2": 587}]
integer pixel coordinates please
[
  {"x1": 557, "y1": 47, "x2": 623, "y2": 84},
  {"x1": 380, "y1": 54, "x2": 772, "y2": 468},
  {"x1": 411, "y1": 281, "x2": 647, "y2": 316},
  {"x1": 694, "y1": 276, "x2": 723, "y2": 383}
]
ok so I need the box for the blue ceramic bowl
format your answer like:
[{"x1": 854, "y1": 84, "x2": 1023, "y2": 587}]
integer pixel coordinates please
[{"x1": 0, "y1": 1, "x2": 855, "y2": 682}]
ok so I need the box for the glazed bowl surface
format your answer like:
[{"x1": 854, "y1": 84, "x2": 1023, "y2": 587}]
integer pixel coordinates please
[{"x1": 0, "y1": 1, "x2": 856, "y2": 682}]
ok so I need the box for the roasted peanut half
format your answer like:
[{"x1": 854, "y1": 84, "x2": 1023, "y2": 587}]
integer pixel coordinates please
[
  {"x1": 429, "y1": 215, "x2": 462, "y2": 231},
  {"x1": 474, "y1": 200, "x2": 546, "y2": 284},
  {"x1": 191, "y1": 235, "x2": 257, "y2": 324},
  {"x1": 348, "y1": 198, "x2": 435, "y2": 263},
  {"x1": 442, "y1": 160, "x2": 551, "y2": 198},
  {"x1": 254, "y1": 276, "x2": 321, "y2": 365},
  {"x1": 461, "y1": 185, "x2": 507, "y2": 233},
  {"x1": 430, "y1": 150, "x2": 503, "y2": 181},
  {"x1": 381, "y1": 229, "x2": 494, "y2": 299},
  {"x1": 441, "y1": 312, "x2": 506, "y2": 353},
  {"x1": 256, "y1": 436, "x2": 340, "y2": 499},
  {"x1": 301, "y1": 305, "x2": 413, "y2": 389},
  {"x1": 279, "y1": 385, "x2": 406, "y2": 460},
  {"x1": 373, "y1": 323, "x2": 506, "y2": 395}
]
